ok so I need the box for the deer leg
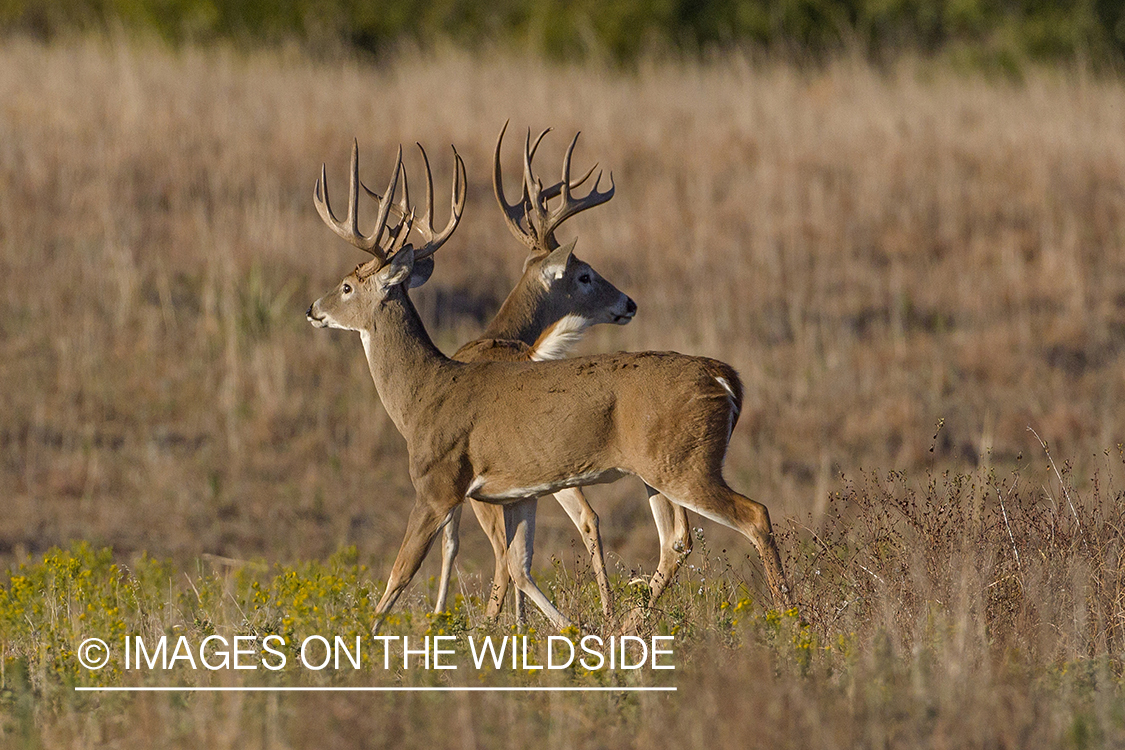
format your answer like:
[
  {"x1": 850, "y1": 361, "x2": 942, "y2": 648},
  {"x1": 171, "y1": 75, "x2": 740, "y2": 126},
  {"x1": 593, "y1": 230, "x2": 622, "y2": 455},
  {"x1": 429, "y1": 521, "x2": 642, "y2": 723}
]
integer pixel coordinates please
[
  {"x1": 553, "y1": 487, "x2": 614, "y2": 621},
  {"x1": 470, "y1": 498, "x2": 513, "y2": 619},
  {"x1": 728, "y1": 490, "x2": 793, "y2": 611},
  {"x1": 373, "y1": 498, "x2": 457, "y2": 631},
  {"x1": 620, "y1": 486, "x2": 692, "y2": 633},
  {"x1": 503, "y1": 498, "x2": 573, "y2": 632},
  {"x1": 433, "y1": 504, "x2": 463, "y2": 614},
  {"x1": 646, "y1": 485, "x2": 692, "y2": 603},
  {"x1": 652, "y1": 478, "x2": 794, "y2": 612}
]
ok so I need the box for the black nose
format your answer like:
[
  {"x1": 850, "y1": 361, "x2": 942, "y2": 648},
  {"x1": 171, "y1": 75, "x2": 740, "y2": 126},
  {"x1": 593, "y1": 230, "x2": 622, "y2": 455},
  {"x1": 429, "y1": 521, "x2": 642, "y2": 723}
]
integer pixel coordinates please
[
  {"x1": 306, "y1": 304, "x2": 313, "y2": 318},
  {"x1": 626, "y1": 298, "x2": 637, "y2": 315}
]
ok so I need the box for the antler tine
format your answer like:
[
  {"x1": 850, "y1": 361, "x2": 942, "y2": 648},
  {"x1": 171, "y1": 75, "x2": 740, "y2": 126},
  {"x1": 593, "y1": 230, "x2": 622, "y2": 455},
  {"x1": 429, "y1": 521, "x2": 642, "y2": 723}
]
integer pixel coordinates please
[
  {"x1": 387, "y1": 206, "x2": 416, "y2": 257},
  {"x1": 493, "y1": 123, "x2": 613, "y2": 255},
  {"x1": 539, "y1": 160, "x2": 597, "y2": 201},
  {"x1": 493, "y1": 120, "x2": 538, "y2": 251},
  {"x1": 346, "y1": 140, "x2": 362, "y2": 241},
  {"x1": 523, "y1": 128, "x2": 546, "y2": 238},
  {"x1": 397, "y1": 162, "x2": 410, "y2": 226},
  {"x1": 520, "y1": 126, "x2": 552, "y2": 210},
  {"x1": 528, "y1": 127, "x2": 598, "y2": 202},
  {"x1": 313, "y1": 139, "x2": 402, "y2": 262},
  {"x1": 519, "y1": 131, "x2": 615, "y2": 252},
  {"x1": 415, "y1": 142, "x2": 434, "y2": 240},
  {"x1": 314, "y1": 162, "x2": 337, "y2": 223},
  {"x1": 361, "y1": 173, "x2": 410, "y2": 224},
  {"x1": 370, "y1": 145, "x2": 403, "y2": 255},
  {"x1": 412, "y1": 146, "x2": 466, "y2": 262},
  {"x1": 526, "y1": 127, "x2": 583, "y2": 206},
  {"x1": 528, "y1": 127, "x2": 551, "y2": 163},
  {"x1": 542, "y1": 131, "x2": 615, "y2": 236}
]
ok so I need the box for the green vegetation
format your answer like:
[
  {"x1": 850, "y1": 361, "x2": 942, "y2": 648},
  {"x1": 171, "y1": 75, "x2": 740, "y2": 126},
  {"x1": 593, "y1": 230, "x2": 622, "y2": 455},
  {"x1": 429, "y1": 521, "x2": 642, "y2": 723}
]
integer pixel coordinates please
[
  {"x1": 2, "y1": 0, "x2": 1124, "y2": 66},
  {"x1": 3, "y1": 461, "x2": 1125, "y2": 746}
]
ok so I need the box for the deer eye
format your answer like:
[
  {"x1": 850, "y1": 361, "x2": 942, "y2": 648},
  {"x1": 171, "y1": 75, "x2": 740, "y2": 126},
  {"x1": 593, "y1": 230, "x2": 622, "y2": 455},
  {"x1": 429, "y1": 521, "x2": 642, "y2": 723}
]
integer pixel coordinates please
[
  {"x1": 342, "y1": 283, "x2": 352, "y2": 294},
  {"x1": 578, "y1": 274, "x2": 591, "y2": 284}
]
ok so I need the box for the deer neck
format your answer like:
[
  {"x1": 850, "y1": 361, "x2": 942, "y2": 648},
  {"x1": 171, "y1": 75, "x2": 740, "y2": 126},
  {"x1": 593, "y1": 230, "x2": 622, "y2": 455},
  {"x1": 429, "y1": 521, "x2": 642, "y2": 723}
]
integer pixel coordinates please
[
  {"x1": 359, "y1": 291, "x2": 450, "y2": 439},
  {"x1": 480, "y1": 275, "x2": 553, "y2": 346}
]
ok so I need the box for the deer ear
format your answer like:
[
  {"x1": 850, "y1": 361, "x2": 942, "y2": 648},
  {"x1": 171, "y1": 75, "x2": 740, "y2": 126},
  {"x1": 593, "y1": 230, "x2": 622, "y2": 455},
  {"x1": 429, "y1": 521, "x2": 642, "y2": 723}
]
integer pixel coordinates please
[
  {"x1": 540, "y1": 238, "x2": 577, "y2": 281},
  {"x1": 408, "y1": 255, "x2": 435, "y2": 289},
  {"x1": 377, "y1": 246, "x2": 415, "y2": 290}
]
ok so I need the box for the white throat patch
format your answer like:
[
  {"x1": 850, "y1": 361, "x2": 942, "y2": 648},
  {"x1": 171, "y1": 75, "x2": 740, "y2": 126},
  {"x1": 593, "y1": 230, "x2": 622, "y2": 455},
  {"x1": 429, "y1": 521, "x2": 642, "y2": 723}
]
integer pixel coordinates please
[{"x1": 530, "y1": 314, "x2": 591, "y2": 361}]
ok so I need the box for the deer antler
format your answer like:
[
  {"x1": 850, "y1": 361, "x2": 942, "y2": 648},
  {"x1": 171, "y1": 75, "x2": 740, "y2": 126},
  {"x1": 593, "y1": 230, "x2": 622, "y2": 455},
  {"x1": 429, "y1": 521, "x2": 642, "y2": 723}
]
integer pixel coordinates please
[
  {"x1": 314, "y1": 140, "x2": 405, "y2": 264},
  {"x1": 525, "y1": 130, "x2": 614, "y2": 252},
  {"x1": 363, "y1": 143, "x2": 467, "y2": 262},
  {"x1": 493, "y1": 121, "x2": 608, "y2": 256}
]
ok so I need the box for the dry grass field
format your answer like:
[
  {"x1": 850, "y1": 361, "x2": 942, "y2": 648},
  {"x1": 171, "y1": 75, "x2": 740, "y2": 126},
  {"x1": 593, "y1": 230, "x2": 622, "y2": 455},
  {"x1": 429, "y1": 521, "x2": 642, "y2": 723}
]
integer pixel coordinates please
[{"x1": 2, "y1": 37, "x2": 1125, "y2": 747}]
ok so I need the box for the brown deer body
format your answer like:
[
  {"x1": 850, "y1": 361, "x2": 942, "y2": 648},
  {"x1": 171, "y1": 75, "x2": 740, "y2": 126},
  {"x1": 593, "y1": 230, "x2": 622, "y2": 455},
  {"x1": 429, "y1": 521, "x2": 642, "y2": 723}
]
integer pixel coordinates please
[{"x1": 306, "y1": 143, "x2": 794, "y2": 629}]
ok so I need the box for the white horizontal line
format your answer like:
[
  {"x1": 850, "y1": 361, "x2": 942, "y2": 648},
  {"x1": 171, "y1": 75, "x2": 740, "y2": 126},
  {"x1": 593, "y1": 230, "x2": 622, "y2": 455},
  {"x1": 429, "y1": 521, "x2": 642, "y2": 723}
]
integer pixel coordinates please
[{"x1": 75, "y1": 686, "x2": 676, "y2": 693}]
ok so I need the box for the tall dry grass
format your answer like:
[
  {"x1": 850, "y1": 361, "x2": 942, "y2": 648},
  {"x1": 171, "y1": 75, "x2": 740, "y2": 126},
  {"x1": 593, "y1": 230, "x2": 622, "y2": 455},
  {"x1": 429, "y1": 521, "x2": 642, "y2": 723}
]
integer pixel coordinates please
[
  {"x1": 4, "y1": 464, "x2": 1125, "y2": 747},
  {"x1": 3, "y1": 37, "x2": 1125, "y2": 743},
  {"x1": 2, "y1": 37, "x2": 1125, "y2": 593}
]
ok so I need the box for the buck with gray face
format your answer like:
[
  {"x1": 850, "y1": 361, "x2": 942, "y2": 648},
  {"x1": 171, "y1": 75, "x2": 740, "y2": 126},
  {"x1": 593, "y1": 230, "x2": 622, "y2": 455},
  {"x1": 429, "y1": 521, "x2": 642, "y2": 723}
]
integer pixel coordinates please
[
  {"x1": 436, "y1": 124, "x2": 639, "y2": 624},
  {"x1": 446, "y1": 125, "x2": 699, "y2": 627},
  {"x1": 306, "y1": 141, "x2": 795, "y2": 630}
]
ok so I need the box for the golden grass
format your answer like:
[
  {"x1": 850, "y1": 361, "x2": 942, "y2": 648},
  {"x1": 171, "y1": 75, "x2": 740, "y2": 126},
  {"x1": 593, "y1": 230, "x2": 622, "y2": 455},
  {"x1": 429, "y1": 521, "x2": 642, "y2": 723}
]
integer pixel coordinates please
[
  {"x1": 2, "y1": 33, "x2": 1125, "y2": 736},
  {"x1": 2, "y1": 37, "x2": 1124, "y2": 597}
]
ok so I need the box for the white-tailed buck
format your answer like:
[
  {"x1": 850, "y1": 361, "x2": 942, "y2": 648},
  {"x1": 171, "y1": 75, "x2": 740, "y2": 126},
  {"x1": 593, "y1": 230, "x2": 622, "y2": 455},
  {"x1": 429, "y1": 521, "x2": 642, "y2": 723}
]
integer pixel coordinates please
[
  {"x1": 306, "y1": 141, "x2": 795, "y2": 629},
  {"x1": 359, "y1": 125, "x2": 635, "y2": 624},
  {"x1": 434, "y1": 124, "x2": 635, "y2": 623},
  {"x1": 447, "y1": 125, "x2": 696, "y2": 628}
]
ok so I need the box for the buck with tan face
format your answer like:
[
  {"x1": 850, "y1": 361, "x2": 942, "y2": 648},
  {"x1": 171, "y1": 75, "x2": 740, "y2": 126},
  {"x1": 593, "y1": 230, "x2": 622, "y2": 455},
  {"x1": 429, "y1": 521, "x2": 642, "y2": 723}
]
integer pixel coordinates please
[
  {"x1": 306, "y1": 142, "x2": 795, "y2": 630},
  {"x1": 358, "y1": 125, "x2": 637, "y2": 623}
]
